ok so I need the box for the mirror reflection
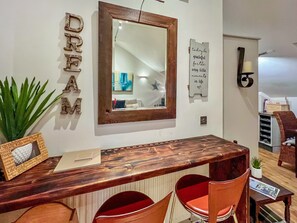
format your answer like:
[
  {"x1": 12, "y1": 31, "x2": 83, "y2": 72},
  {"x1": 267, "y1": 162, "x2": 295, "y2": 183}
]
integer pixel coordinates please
[{"x1": 112, "y1": 19, "x2": 167, "y2": 111}]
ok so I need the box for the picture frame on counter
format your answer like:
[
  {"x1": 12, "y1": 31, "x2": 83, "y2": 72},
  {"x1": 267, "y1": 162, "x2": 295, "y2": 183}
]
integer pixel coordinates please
[{"x1": 0, "y1": 132, "x2": 48, "y2": 181}]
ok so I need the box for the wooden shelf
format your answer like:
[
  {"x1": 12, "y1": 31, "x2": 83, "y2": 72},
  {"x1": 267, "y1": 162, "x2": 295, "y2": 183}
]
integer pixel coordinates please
[
  {"x1": 259, "y1": 113, "x2": 281, "y2": 152},
  {"x1": 259, "y1": 140, "x2": 271, "y2": 146},
  {"x1": 0, "y1": 135, "x2": 249, "y2": 222}
]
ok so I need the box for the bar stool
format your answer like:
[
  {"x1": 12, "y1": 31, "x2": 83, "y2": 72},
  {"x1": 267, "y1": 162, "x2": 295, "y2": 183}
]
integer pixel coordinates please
[
  {"x1": 93, "y1": 191, "x2": 172, "y2": 223},
  {"x1": 174, "y1": 169, "x2": 250, "y2": 223},
  {"x1": 15, "y1": 202, "x2": 79, "y2": 223}
]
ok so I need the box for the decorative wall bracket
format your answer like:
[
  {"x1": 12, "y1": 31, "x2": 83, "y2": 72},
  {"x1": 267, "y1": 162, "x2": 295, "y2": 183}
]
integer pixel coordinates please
[{"x1": 237, "y1": 47, "x2": 254, "y2": 88}]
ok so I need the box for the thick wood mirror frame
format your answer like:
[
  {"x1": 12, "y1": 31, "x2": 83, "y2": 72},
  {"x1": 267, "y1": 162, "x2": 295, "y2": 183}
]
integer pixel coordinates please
[{"x1": 98, "y1": 2, "x2": 177, "y2": 124}]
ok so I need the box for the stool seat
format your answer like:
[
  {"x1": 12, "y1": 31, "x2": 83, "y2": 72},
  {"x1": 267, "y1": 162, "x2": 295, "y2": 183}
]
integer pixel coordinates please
[
  {"x1": 174, "y1": 169, "x2": 250, "y2": 223},
  {"x1": 98, "y1": 198, "x2": 154, "y2": 216},
  {"x1": 14, "y1": 202, "x2": 79, "y2": 223},
  {"x1": 186, "y1": 195, "x2": 232, "y2": 219},
  {"x1": 93, "y1": 191, "x2": 172, "y2": 223}
]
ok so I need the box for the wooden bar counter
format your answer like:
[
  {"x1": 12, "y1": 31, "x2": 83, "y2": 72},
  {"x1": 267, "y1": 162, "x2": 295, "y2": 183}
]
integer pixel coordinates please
[{"x1": 0, "y1": 135, "x2": 250, "y2": 222}]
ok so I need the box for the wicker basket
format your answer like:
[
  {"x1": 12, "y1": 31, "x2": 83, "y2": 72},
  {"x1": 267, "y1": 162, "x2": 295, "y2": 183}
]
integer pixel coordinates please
[{"x1": 266, "y1": 103, "x2": 290, "y2": 114}]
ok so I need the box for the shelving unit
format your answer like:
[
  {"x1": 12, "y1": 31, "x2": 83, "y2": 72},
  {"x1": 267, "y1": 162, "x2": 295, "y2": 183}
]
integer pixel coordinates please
[{"x1": 259, "y1": 113, "x2": 281, "y2": 152}]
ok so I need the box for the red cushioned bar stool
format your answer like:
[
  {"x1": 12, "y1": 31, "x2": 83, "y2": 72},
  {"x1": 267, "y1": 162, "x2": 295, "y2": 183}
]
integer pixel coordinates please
[
  {"x1": 174, "y1": 169, "x2": 250, "y2": 223},
  {"x1": 93, "y1": 191, "x2": 172, "y2": 223}
]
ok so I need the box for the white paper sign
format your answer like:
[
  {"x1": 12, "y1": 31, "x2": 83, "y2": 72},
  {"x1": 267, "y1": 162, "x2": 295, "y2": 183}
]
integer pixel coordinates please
[{"x1": 189, "y1": 39, "x2": 209, "y2": 97}]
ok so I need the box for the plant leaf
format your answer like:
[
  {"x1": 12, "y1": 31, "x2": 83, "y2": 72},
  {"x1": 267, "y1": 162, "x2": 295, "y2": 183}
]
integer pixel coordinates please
[{"x1": 0, "y1": 77, "x2": 60, "y2": 142}]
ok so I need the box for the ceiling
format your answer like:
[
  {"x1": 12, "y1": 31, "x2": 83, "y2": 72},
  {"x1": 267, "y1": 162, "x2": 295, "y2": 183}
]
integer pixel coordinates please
[
  {"x1": 113, "y1": 19, "x2": 166, "y2": 73},
  {"x1": 223, "y1": 0, "x2": 297, "y2": 58},
  {"x1": 223, "y1": 0, "x2": 297, "y2": 97}
]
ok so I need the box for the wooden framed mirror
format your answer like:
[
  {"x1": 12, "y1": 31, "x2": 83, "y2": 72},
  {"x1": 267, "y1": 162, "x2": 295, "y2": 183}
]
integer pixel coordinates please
[{"x1": 98, "y1": 2, "x2": 177, "y2": 124}]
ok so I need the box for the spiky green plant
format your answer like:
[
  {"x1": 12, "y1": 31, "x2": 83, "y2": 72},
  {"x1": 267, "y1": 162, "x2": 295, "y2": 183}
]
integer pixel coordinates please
[
  {"x1": 0, "y1": 77, "x2": 60, "y2": 142},
  {"x1": 251, "y1": 157, "x2": 262, "y2": 169}
]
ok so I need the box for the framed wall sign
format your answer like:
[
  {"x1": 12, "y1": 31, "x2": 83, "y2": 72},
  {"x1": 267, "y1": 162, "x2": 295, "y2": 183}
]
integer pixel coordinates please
[{"x1": 189, "y1": 39, "x2": 209, "y2": 97}]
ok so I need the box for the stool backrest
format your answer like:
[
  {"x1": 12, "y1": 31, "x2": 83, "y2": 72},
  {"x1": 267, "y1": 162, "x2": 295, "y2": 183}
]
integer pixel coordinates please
[
  {"x1": 95, "y1": 192, "x2": 172, "y2": 223},
  {"x1": 208, "y1": 169, "x2": 250, "y2": 223},
  {"x1": 15, "y1": 202, "x2": 78, "y2": 223}
]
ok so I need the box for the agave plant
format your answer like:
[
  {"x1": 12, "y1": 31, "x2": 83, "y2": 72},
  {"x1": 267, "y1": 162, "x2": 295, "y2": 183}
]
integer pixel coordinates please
[
  {"x1": 0, "y1": 77, "x2": 60, "y2": 142},
  {"x1": 251, "y1": 156, "x2": 262, "y2": 169}
]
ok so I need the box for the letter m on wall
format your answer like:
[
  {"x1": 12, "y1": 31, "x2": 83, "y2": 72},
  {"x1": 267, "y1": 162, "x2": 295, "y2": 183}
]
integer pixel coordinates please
[{"x1": 61, "y1": 97, "x2": 82, "y2": 115}]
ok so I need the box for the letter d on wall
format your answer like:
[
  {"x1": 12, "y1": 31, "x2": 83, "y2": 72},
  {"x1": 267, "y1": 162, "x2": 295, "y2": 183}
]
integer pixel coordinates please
[{"x1": 65, "y1": 13, "x2": 84, "y2": 33}]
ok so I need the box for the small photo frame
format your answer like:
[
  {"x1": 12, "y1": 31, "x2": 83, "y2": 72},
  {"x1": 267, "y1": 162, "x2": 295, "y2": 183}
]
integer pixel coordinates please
[{"x1": 0, "y1": 132, "x2": 48, "y2": 181}]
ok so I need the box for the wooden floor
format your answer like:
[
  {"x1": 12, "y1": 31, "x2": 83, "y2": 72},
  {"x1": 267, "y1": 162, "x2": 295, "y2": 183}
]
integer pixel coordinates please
[{"x1": 259, "y1": 148, "x2": 297, "y2": 222}]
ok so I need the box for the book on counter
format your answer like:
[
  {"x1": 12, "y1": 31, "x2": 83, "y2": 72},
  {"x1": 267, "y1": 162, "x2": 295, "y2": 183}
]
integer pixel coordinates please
[
  {"x1": 250, "y1": 177, "x2": 280, "y2": 200},
  {"x1": 53, "y1": 148, "x2": 101, "y2": 173}
]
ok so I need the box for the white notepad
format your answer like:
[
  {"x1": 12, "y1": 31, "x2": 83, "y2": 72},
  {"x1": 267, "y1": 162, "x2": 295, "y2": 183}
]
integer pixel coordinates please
[{"x1": 53, "y1": 148, "x2": 101, "y2": 173}]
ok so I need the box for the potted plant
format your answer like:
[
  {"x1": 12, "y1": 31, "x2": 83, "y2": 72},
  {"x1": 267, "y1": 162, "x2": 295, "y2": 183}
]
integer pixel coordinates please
[
  {"x1": 0, "y1": 77, "x2": 60, "y2": 164},
  {"x1": 251, "y1": 156, "x2": 263, "y2": 178}
]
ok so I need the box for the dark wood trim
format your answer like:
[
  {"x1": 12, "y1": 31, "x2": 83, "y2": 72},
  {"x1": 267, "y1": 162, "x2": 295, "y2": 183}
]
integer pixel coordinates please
[
  {"x1": 98, "y1": 2, "x2": 177, "y2": 124},
  {"x1": 0, "y1": 135, "x2": 249, "y2": 222}
]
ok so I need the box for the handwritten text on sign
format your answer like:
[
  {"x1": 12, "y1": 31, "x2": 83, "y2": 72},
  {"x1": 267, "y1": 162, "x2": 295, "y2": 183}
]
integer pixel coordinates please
[{"x1": 189, "y1": 39, "x2": 209, "y2": 97}]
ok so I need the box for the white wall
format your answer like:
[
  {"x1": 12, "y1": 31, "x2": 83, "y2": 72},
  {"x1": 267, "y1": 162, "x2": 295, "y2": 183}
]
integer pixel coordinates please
[
  {"x1": 223, "y1": 35, "x2": 259, "y2": 159},
  {"x1": 259, "y1": 57, "x2": 297, "y2": 97},
  {"x1": 0, "y1": 0, "x2": 223, "y2": 222},
  {"x1": 223, "y1": 0, "x2": 297, "y2": 57},
  {"x1": 0, "y1": 0, "x2": 223, "y2": 156}
]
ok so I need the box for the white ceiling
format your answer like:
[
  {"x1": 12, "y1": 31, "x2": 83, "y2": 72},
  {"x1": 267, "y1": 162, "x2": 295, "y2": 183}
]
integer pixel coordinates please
[
  {"x1": 223, "y1": 0, "x2": 297, "y2": 57},
  {"x1": 259, "y1": 57, "x2": 297, "y2": 97},
  {"x1": 223, "y1": 0, "x2": 297, "y2": 97}
]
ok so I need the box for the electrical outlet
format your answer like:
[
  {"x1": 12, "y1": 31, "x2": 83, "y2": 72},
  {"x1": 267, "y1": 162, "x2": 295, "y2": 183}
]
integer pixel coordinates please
[{"x1": 200, "y1": 116, "x2": 207, "y2": 125}]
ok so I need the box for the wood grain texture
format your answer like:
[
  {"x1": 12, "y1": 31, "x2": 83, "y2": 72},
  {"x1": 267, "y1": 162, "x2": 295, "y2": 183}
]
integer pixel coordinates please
[
  {"x1": 94, "y1": 192, "x2": 172, "y2": 223},
  {"x1": 0, "y1": 135, "x2": 249, "y2": 221},
  {"x1": 273, "y1": 111, "x2": 297, "y2": 169},
  {"x1": 14, "y1": 202, "x2": 78, "y2": 223},
  {"x1": 98, "y1": 2, "x2": 177, "y2": 124},
  {"x1": 250, "y1": 176, "x2": 293, "y2": 223},
  {"x1": 260, "y1": 148, "x2": 297, "y2": 222}
]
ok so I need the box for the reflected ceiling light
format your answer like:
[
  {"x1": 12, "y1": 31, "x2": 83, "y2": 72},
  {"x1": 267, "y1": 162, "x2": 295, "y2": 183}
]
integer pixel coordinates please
[{"x1": 137, "y1": 74, "x2": 149, "y2": 78}]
